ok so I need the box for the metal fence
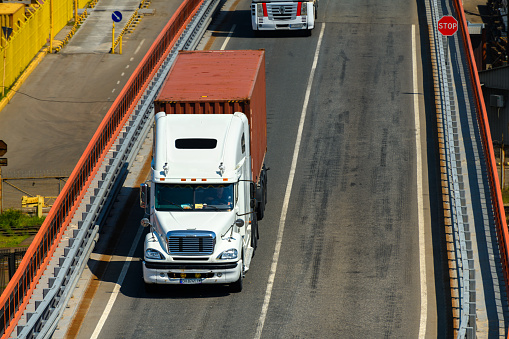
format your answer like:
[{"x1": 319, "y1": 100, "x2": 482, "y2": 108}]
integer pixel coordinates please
[
  {"x1": 0, "y1": 249, "x2": 28, "y2": 295},
  {"x1": 429, "y1": 0, "x2": 509, "y2": 337},
  {"x1": 452, "y1": 1, "x2": 509, "y2": 334}
]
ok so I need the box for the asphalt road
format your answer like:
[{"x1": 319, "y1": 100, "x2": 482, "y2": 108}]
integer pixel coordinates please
[{"x1": 70, "y1": 0, "x2": 443, "y2": 338}]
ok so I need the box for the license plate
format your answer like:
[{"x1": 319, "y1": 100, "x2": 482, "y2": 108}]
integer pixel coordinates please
[{"x1": 180, "y1": 278, "x2": 204, "y2": 284}]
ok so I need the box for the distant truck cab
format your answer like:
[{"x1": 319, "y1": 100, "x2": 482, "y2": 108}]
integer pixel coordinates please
[{"x1": 251, "y1": 0, "x2": 317, "y2": 34}]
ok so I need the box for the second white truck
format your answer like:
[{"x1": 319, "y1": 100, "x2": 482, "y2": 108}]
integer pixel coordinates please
[{"x1": 251, "y1": 0, "x2": 318, "y2": 34}]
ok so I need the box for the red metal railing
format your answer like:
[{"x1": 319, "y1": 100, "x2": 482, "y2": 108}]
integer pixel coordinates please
[
  {"x1": 0, "y1": 0, "x2": 205, "y2": 336},
  {"x1": 452, "y1": 0, "x2": 509, "y2": 334}
]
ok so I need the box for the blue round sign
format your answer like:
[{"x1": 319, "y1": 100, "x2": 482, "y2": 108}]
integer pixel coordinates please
[{"x1": 112, "y1": 11, "x2": 122, "y2": 22}]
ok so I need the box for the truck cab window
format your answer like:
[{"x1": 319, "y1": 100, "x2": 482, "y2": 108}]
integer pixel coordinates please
[
  {"x1": 195, "y1": 184, "x2": 234, "y2": 210},
  {"x1": 155, "y1": 183, "x2": 234, "y2": 211},
  {"x1": 155, "y1": 184, "x2": 193, "y2": 211}
]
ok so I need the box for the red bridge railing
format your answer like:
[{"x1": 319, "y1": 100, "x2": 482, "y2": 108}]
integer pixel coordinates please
[{"x1": 0, "y1": 0, "x2": 204, "y2": 336}]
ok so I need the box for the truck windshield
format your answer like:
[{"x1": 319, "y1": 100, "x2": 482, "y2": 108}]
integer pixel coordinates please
[{"x1": 155, "y1": 184, "x2": 234, "y2": 211}]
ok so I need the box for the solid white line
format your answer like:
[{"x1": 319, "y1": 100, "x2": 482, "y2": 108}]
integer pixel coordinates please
[
  {"x1": 254, "y1": 23, "x2": 326, "y2": 339},
  {"x1": 90, "y1": 226, "x2": 145, "y2": 339},
  {"x1": 220, "y1": 24, "x2": 236, "y2": 50},
  {"x1": 413, "y1": 24, "x2": 428, "y2": 338}
]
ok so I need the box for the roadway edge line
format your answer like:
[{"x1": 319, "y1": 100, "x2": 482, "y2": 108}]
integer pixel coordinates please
[{"x1": 413, "y1": 23, "x2": 428, "y2": 339}]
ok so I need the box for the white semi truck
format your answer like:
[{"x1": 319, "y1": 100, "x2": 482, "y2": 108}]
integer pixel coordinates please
[
  {"x1": 140, "y1": 50, "x2": 268, "y2": 292},
  {"x1": 251, "y1": 0, "x2": 318, "y2": 34}
]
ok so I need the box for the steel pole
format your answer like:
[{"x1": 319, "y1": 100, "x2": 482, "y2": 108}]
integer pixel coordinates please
[{"x1": 111, "y1": 22, "x2": 115, "y2": 54}]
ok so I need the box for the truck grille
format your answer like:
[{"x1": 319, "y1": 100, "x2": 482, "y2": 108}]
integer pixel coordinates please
[
  {"x1": 167, "y1": 230, "x2": 215, "y2": 255},
  {"x1": 267, "y1": 3, "x2": 297, "y2": 20}
]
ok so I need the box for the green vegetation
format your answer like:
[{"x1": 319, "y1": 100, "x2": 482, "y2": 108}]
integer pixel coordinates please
[
  {"x1": 0, "y1": 209, "x2": 44, "y2": 248},
  {"x1": 503, "y1": 188, "x2": 509, "y2": 205}
]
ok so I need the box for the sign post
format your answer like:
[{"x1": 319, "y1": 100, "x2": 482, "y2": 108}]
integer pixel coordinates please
[
  {"x1": 111, "y1": 11, "x2": 122, "y2": 54},
  {"x1": 0, "y1": 140, "x2": 6, "y2": 213}
]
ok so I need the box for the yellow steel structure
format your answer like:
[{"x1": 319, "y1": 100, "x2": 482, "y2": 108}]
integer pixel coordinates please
[
  {"x1": 21, "y1": 195, "x2": 57, "y2": 218},
  {"x1": 0, "y1": 0, "x2": 90, "y2": 99},
  {"x1": 0, "y1": 4, "x2": 25, "y2": 44}
]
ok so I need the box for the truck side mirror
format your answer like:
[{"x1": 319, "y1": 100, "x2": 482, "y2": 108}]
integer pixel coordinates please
[
  {"x1": 140, "y1": 183, "x2": 148, "y2": 209},
  {"x1": 141, "y1": 218, "x2": 151, "y2": 228}
]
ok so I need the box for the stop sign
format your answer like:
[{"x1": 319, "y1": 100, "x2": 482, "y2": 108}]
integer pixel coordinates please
[{"x1": 438, "y1": 16, "x2": 458, "y2": 36}]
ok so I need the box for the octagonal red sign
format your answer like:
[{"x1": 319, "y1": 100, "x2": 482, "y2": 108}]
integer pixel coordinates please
[{"x1": 438, "y1": 16, "x2": 458, "y2": 36}]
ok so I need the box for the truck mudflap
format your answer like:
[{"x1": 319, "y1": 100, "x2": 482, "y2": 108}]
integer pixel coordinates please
[{"x1": 143, "y1": 260, "x2": 242, "y2": 285}]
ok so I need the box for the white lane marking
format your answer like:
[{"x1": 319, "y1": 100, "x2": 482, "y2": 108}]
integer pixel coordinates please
[
  {"x1": 254, "y1": 23, "x2": 326, "y2": 339},
  {"x1": 111, "y1": 88, "x2": 116, "y2": 93},
  {"x1": 121, "y1": 72, "x2": 125, "y2": 77},
  {"x1": 125, "y1": 65, "x2": 130, "y2": 69},
  {"x1": 130, "y1": 57, "x2": 134, "y2": 62},
  {"x1": 117, "y1": 81, "x2": 120, "y2": 85},
  {"x1": 220, "y1": 24, "x2": 236, "y2": 50},
  {"x1": 90, "y1": 226, "x2": 145, "y2": 339},
  {"x1": 134, "y1": 39, "x2": 145, "y2": 54},
  {"x1": 413, "y1": 24, "x2": 427, "y2": 338}
]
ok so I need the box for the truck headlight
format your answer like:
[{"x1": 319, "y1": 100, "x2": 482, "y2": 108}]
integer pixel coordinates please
[
  {"x1": 145, "y1": 248, "x2": 164, "y2": 260},
  {"x1": 301, "y1": 2, "x2": 307, "y2": 16},
  {"x1": 257, "y1": 3, "x2": 264, "y2": 17},
  {"x1": 217, "y1": 248, "x2": 238, "y2": 260}
]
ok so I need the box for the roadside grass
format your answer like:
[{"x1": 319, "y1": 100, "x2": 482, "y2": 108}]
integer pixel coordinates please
[
  {"x1": 0, "y1": 209, "x2": 44, "y2": 248},
  {"x1": 504, "y1": 188, "x2": 509, "y2": 205}
]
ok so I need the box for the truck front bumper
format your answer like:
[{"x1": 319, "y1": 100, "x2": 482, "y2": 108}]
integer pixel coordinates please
[
  {"x1": 143, "y1": 260, "x2": 241, "y2": 285},
  {"x1": 252, "y1": 17, "x2": 313, "y2": 31}
]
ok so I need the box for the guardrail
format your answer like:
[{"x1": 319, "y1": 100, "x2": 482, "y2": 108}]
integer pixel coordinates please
[
  {"x1": 430, "y1": 0, "x2": 509, "y2": 337},
  {"x1": 0, "y1": 0, "x2": 218, "y2": 336},
  {"x1": 451, "y1": 4, "x2": 509, "y2": 325},
  {"x1": 429, "y1": 0, "x2": 476, "y2": 335}
]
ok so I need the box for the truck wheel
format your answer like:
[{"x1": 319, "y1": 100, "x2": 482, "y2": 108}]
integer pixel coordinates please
[
  {"x1": 257, "y1": 198, "x2": 265, "y2": 221},
  {"x1": 251, "y1": 213, "x2": 258, "y2": 252},
  {"x1": 257, "y1": 175, "x2": 266, "y2": 221},
  {"x1": 263, "y1": 164, "x2": 268, "y2": 204},
  {"x1": 231, "y1": 265, "x2": 244, "y2": 293}
]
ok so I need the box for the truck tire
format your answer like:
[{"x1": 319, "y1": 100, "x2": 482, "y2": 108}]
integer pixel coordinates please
[
  {"x1": 256, "y1": 170, "x2": 267, "y2": 221},
  {"x1": 231, "y1": 263, "x2": 244, "y2": 293},
  {"x1": 257, "y1": 196, "x2": 265, "y2": 221},
  {"x1": 263, "y1": 164, "x2": 268, "y2": 204},
  {"x1": 251, "y1": 213, "x2": 258, "y2": 252}
]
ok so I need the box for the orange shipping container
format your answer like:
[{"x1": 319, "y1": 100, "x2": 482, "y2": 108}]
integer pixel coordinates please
[{"x1": 155, "y1": 50, "x2": 267, "y2": 183}]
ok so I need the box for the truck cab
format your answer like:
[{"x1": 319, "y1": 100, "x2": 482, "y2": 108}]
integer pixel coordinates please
[
  {"x1": 140, "y1": 112, "x2": 263, "y2": 292},
  {"x1": 251, "y1": 0, "x2": 317, "y2": 34}
]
